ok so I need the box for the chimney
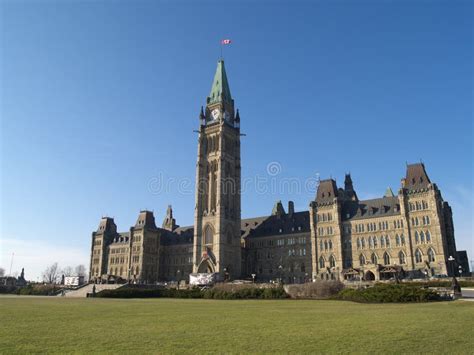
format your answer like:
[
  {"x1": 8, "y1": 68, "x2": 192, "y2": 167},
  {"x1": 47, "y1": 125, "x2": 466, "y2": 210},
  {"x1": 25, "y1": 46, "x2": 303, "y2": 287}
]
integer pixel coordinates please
[{"x1": 288, "y1": 201, "x2": 295, "y2": 217}]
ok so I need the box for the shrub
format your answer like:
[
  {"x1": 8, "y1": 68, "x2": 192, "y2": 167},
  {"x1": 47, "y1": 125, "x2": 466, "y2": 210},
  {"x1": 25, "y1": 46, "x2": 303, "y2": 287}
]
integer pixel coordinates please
[
  {"x1": 333, "y1": 284, "x2": 441, "y2": 303},
  {"x1": 0, "y1": 285, "x2": 18, "y2": 294},
  {"x1": 17, "y1": 284, "x2": 61, "y2": 296},
  {"x1": 97, "y1": 287, "x2": 202, "y2": 299},
  {"x1": 286, "y1": 281, "x2": 345, "y2": 299}
]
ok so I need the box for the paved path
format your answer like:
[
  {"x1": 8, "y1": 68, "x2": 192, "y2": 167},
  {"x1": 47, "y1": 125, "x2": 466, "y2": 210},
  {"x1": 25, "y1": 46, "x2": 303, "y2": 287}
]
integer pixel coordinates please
[{"x1": 461, "y1": 288, "x2": 474, "y2": 300}]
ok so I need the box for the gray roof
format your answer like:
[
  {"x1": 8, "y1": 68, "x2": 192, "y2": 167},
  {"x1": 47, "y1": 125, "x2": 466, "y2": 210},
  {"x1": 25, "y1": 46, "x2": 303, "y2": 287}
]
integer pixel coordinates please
[{"x1": 342, "y1": 196, "x2": 401, "y2": 221}]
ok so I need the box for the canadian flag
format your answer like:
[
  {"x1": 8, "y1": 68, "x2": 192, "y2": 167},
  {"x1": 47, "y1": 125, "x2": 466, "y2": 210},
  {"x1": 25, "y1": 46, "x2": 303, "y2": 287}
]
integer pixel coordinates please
[{"x1": 221, "y1": 39, "x2": 232, "y2": 45}]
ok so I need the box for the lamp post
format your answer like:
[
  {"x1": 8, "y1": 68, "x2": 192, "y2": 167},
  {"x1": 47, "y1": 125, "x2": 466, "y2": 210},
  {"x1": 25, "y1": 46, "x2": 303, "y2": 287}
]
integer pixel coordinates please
[
  {"x1": 251, "y1": 273, "x2": 256, "y2": 283},
  {"x1": 278, "y1": 265, "x2": 283, "y2": 285},
  {"x1": 448, "y1": 255, "x2": 461, "y2": 297},
  {"x1": 177, "y1": 269, "x2": 181, "y2": 290}
]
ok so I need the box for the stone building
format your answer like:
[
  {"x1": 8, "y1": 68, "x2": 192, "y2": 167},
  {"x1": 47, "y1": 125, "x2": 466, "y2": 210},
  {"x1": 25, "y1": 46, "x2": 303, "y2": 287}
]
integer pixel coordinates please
[{"x1": 89, "y1": 60, "x2": 468, "y2": 283}]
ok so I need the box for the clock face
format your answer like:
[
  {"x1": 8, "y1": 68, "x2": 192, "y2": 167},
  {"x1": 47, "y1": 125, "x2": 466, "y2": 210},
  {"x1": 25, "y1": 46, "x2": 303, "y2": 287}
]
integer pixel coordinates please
[{"x1": 211, "y1": 109, "x2": 220, "y2": 120}]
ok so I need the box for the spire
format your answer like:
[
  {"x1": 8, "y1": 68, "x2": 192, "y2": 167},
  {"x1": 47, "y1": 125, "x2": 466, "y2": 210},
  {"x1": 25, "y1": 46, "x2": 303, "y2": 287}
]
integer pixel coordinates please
[
  {"x1": 384, "y1": 187, "x2": 395, "y2": 197},
  {"x1": 207, "y1": 60, "x2": 232, "y2": 105},
  {"x1": 162, "y1": 205, "x2": 178, "y2": 231},
  {"x1": 344, "y1": 173, "x2": 354, "y2": 191}
]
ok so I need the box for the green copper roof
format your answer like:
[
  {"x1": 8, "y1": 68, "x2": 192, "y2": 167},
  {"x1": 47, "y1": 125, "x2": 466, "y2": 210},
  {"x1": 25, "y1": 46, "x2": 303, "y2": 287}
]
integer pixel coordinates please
[
  {"x1": 208, "y1": 60, "x2": 232, "y2": 105},
  {"x1": 384, "y1": 187, "x2": 395, "y2": 197}
]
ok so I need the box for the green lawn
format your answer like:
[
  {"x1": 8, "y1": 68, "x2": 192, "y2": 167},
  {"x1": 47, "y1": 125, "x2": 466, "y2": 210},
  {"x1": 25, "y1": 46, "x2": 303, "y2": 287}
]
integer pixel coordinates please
[{"x1": 1, "y1": 297, "x2": 473, "y2": 354}]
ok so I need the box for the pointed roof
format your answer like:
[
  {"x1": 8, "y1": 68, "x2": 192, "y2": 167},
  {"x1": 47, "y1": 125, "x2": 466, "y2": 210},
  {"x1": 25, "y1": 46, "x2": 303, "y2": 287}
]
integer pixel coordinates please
[
  {"x1": 208, "y1": 60, "x2": 232, "y2": 105},
  {"x1": 384, "y1": 187, "x2": 395, "y2": 197},
  {"x1": 403, "y1": 163, "x2": 431, "y2": 190}
]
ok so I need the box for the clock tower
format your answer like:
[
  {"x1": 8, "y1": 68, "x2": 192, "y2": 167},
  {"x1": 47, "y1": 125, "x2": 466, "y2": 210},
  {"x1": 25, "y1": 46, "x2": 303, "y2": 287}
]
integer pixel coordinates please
[{"x1": 193, "y1": 60, "x2": 242, "y2": 279}]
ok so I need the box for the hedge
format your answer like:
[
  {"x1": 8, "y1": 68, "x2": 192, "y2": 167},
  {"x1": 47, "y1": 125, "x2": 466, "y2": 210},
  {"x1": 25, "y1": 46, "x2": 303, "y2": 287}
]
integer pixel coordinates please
[
  {"x1": 333, "y1": 284, "x2": 441, "y2": 303},
  {"x1": 97, "y1": 286, "x2": 288, "y2": 299}
]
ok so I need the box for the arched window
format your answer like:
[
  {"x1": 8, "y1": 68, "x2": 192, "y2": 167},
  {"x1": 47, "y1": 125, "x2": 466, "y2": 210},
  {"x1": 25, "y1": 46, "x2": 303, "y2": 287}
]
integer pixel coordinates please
[
  {"x1": 380, "y1": 236, "x2": 385, "y2": 248},
  {"x1": 385, "y1": 236, "x2": 390, "y2": 247},
  {"x1": 361, "y1": 238, "x2": 366, "y2": 249},
  {"x1": 383, "y1": 252, "x2": 390, "y2": 265},
  {"x1": 373, "y1": 236, "x2": 378, "y2": 248},
  {"x1": 324, "y1": 241, "x2": 328, "y2": 251},
  {"x1": 319, "y1": 256, "x2": 325, "y2": 269},
  {"x1": 398, "y1": 251, "x2": 406, "y2": 264},
  {"x1": 415, "y1": 249, "x2": 422, "y2": 263},
  {"x1": 426, "y1": 216, "x2": 430, "y2": 224},
  {"x1": 396, "y1": 234, "x2": 401, "y2": 246},
  {"x1": 371, "y1": 253, "x2": 378, "y2": 265},
  {"x1": 357, "y1": 238, "x2": 361, "y2": 249},
  {"x1": 426, "y1": 230, "x2": 431, "y2": 242},
  {"x1": 328, "y1": 240, "x2": 333, "y2": 250},
  {"x1": 427, "y1": 248, "x2": 435, "y2": 263},
  {"x1": 420, "y1": 231, "x2": 425, "y2": 243},
  {"x1": 369, "y1": 237, "x2": 374, "y2": 249},
  {"x1": 320, "y1": 240, "x2": 324, "y2": 251},
  {"x1": 204, "y1": 225, "x2": 214, "y2": 245},
  {"x1": 359, "y1": 254, "x2": 366, "y2": 266},
  {"x1": 401, "y1": 234, "x2": 405, "y2": 245},
  {"x1": 415, "y1": 231, "x2": 419, "y2": 244},
  {"x1": 329, "y1": 255, "x2": 336, "y2": 268}
]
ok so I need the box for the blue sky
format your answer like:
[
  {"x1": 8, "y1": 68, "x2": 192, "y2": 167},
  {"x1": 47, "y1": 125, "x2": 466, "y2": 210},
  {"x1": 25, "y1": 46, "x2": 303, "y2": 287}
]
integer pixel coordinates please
[{"x1": 1, "y1": 0, "x2": 472, "y2": 280}]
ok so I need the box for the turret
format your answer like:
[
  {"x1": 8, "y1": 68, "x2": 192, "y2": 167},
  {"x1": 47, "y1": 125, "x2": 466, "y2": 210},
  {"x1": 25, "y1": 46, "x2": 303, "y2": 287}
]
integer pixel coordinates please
[{"x1": 162, "y1": 205, "x2": 178, "y2": 231}]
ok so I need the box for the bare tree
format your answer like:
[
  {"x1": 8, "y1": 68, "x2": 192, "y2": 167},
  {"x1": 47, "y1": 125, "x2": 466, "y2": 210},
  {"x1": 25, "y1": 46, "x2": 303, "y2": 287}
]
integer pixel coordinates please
[
  {"x1": 42, "y1": 263, "x2": 60, "y2": 284},
  {"x1": 62, "y1": 266, "x2": 74, "y2": 277},
  {"x1": 0, "y1": 267, "x2": 5, "y2": 277},
  {"x1": 75, "y1": 265, "x2": 87, "y2": 277}
]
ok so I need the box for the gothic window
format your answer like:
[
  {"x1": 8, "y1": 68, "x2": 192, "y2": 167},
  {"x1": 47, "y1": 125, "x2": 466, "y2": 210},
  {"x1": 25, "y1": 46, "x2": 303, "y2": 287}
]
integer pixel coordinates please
[
  {"x1": 383, "y1": 252, "x2": 390, "y2": 265},
  {"x1": 371, "y1": 253, "x2": 378, "y2": 265},
  {"x1": 324, "y1": 241, "x2": 328, "y2": 251},
  {"x1": 319, "y1": 256, "x2": 325, "y2": 269},
  {"x1": 426, "y1": 230, "x2": 431, "y2": 242},
  {"x1": 415, "y1": 231, "x2": 419, "y2": 244},
  {"x1": 373, "y1": 236, "x2": 378, "y2": 248},
  {"x1": 427, "y1": 248, "x2": 436, "y2": 263},
  {"x1": 359, "y1": 254, "x2": 366, "y2": 266},
  {"x1": 426, "y1": 216, "x2": 430, "y2": 225},
  {"x1": 380, "y1": 236, "x2": 385, "y2": 248},
  {"x1": 401, "y1": 234, "x2": 406, "y2": 245},
  {"x1": 369, "y1": 237, "x2": 374, "y2": 249},
  {"x1": 415, "y1": 249, "x2": 422, "y2": 263},
  {"x1": 361, "y1": 238, "x2": 366, "y2": 249},
  {"x1": 329, "y1": 255, "x2": 336, "y2": 268},
  {"x1": 328, "y1": 240, "x2": 333, "y2": 250},
  {"x1": 357, "y1": 238, "x2": 361, "y2": 249},
  {"x1": 398, "y1": 251, "x2": 406, "y2": 264},
  {"x1": 385, "y1": 236, "x2": 390, "y2": 247},
  {"x1": 396, "y1": 234, "x2": 401, "y2": 246},
  {"x1": 420, "y1": 231, "x2": 425, "y2": 243},
  {"x1": 320, "y1": 240, "x2": 323, "y2": 251},
  {"x1": 204, "y1": 225, "x2": 213, "y2": 245}
]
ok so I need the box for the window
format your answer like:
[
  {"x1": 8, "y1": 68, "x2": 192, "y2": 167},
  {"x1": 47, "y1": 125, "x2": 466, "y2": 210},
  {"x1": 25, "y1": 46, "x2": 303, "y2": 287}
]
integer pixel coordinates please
[
  {"x1": 383, "y1": 252, "x2": 390, "y2": 265},
  {"x1": 357, "y1": 238, "x2": 361, "y2": 249},
  {"x1": 361, "y1": 238, "x2": 366, "y2": 249},
  {"x1": 415, "y1": 249, "x2": 422, "y2": 263},
  {"x1": 381, "y1": 236, "x2": 385, "y2": 248},
  {"x1": 373, "y1": 236, "x2": 378, "y2": 248},
  {"x1": 328, "y1": 240, "x2": 333, "y2": 250},
  {"x1": 204, "y1": 225, "x2": 213, "y2": 245},
  {"x1": 401, "y1": 234, "x2": 406, "y2": 245},
  {"x1": 426, "y1": 216, "x2": 430, "y2": 225},
  {"x1": 396, "y1": 234, "x2": 400, "y2": 247},
  {"x1": 329, "y1": 255, "x2": 336, "y2": 268},
  {"x1": 420, "y1": 231, "x2": 425, "y2": 243},
  {"x1": 319, "y1": 240, "x2": 323, "y2": 251},
  {"x1": 426, "y1": 230, "x2": 431, "y2": 242},
  {"x1": 369, "y1": 237, "x2": 374, "y2": 249},
  {"x1": 428, "y1": 248, "x2": 435, "y2": 263},
  {"x1": 359, "y1": 254, "x2": 366, "y2": 266},
  {"x1": 385, "y1": 236, "x2": 390, "y2": 247},
  {"x1": 319, "y1": 256, "x2": 325, "y2": 269},
  {"x1": 371, "y1": 253, "x2": 378, "y2": 265},
  {"x1": 324, "y1": 241, "x2": 328, "y2": 251},
  {"x1": 415, "y1": 231, "x2": 419, "y2": 244},
  {"x1": 398, "y1": 251, "x2": 406, "y2": 264}
]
